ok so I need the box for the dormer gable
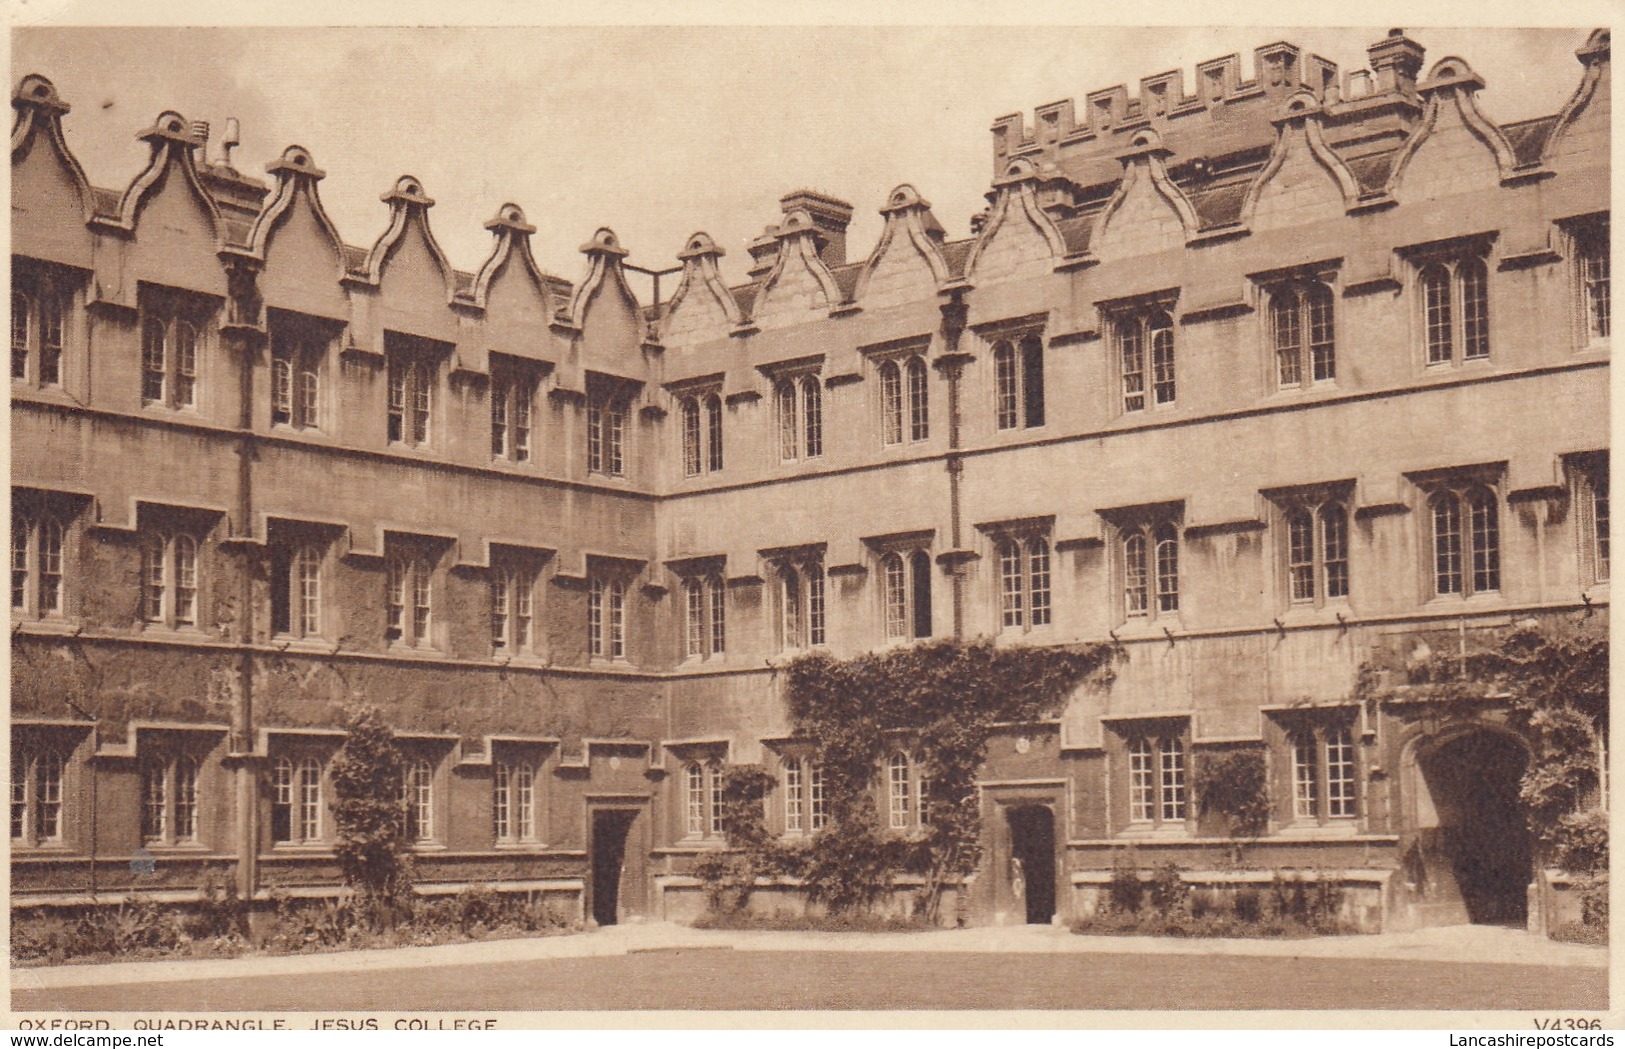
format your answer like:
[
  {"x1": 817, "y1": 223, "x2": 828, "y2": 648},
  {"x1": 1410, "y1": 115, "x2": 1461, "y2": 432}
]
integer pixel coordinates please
[
  {"x1": 964, "y1": 159, "x2": 1067, "y2": 285},
  {"x1": 750, "y1": 209, "x2": 844, "y2": 329},
  {"x1": 660, "y1": 232, "x2": 744, "y2": 346},
  {"x1": 852, "y1": 184, "x2": 951, "y2": 310},
  {"x1": 1090, "y1": 129, "x2": 1197, "y2": 261},
  {"x1": 1387, "y1": 57, "x2": 1518, "y2": 201},
  {"x1": 1242, "y1": 89, "x2": 1361, "y2": 231},
  {"x1": 1543, "y1": 29, "x2": 1610, "y2": 172},
  {"x1": 352, "y1": 175, "x2": 455, "y2": 305},
  {"x1": 474, "y1": 203, "x2": 560, "y2": 357},
  {"x1": 10, "y1": 75, "x2": 95, "y2": 267}
]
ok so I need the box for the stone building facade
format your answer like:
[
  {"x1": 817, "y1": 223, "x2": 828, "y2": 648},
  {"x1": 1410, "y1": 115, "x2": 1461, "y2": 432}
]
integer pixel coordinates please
[{"x1": 10, "y1": 29, "x2": 1610, "y2": 931}]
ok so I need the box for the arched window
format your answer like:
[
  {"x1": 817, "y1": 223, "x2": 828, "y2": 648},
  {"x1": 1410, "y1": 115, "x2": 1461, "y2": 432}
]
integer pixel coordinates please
[
  {"x1": 681, "y1": 575, "x2": 726, "y2": 660},
  {"x1": 403, "y1": 760, "x2": 434, "y2": 842},
  {"x1": 776, "y1": 380, "x2": 799, "y2": 462},
  {"x1": 782, "y1": 757, "x2": 828, "y2": 834},
  {"x1": 174, "y1": 754, "x2": 198, "y2": 842},
  {"x1": 1127, "y1": 737, "x2": 1155, "y2": 822},
  {"x1": 1271, "y1": 281, "x2": 1336, "y2": 389},
  {"x1": 273, "y1": 755, "x2": 324, "y2": 845},
  {"x1": 781, "y1": 568, "x2": 803, "y2": 649},
  {"x1": 678, "y1": 392, "x2": 723, "y2": 477},
  {"x1": 173, "y1": 534, "x2": 197, "y2": 626},
  {"x1": 706, "y1": 760, "x2": 724, "y2": 836},
  {"x1": 143, "y1": 753, "x2": 200, "y2": 844},
  {"x1": 1286, "y1": 509, "x2": 1316, "y2": 603},
  {"x1": 993, "y1": 334, "x2": 1044, "y2": 430},
  {"x1": 1153, "y1": 523, "x2": 1179, "y2": 614},
  {"x1": 1284, "y1": 722, "x2": 1358, "y2": 823},
  {"x1": 387, "y1": 553, "x2": 435, "y2": 648},
  {"x1": 784, "y1": 757, "x2": 805, "y2": 833},
  {"x1": 273, "y1": 326, "x2": 324, "y2": 431},
  {"x1": 588, "y1": 576, "x2": 627, "y2": 660},
  {"x1": 36, "y1": 516, "x2": 62, "y2": 616},
  {"x1": 142, "y1": 759, "x2": 167, "y2": 843},
  {"x1": 1430, "y1": 486, "x2": 1500, "y2": 597},
  {"x1": 685, "y1": 762, "x2": 706, "y2": 837},
  {"x1": 800, "y1": 377, "x2": 822, "y2": 458},
  {"x1": 1118, "y1": 318, "x2": 1144, "y2": 413},
  {"x1": 681, "y1": 397, "x2": 702, "y2": 476},
  {"x1": 140, "y1": 530, "x2": 201, "y2": 629},
  {"x1": 1117, "y1": 312, "x2": 1174, "y2": 412},
  {"x1": 998, "y1": 539, "x2": 1024, "y2": 628},
  {"x1": 142, "y1": 315, "x2": 168, "y2": 404},
  {"x1": 1421, "y1": 256, "x2": 1492, "y2": 365},
  {"x1": 887, "y1": 753, "x2": 912, "y2": 829},
  {"x1": 994, "y1": 535, "x2": 1052, "y2": 633},
  {"x1": 1326, "y1": 725, "x2": 1357, "y2": 818},
  {"x1": 172, "y1": 321, "x2": 197, "y2": 408},
  {"x1": 906, "y1": 356, "x2": 929, "y2": 441},
  {"x1": 1148, "y1": 311, "x2": 1176, "y2": 405},
  {"x1": 1422, "y1": 263, "x2": 1453, "y2": 365},
  {"x1": 493, "y1": 760, "x2": 538, "y2": 843},
  {"x1": 777, "y1": 560, "x2": 825, "y2": 650},
  {"x1": 1157, "y1": 736, "x2": 1186, "y2": 821},
  {"x1": 1466, "y1": 488, "x2": 1500, "y2": 593},
  {"x1": 706, "y1": 393, "x2": 724, "y2": 472},
  {"x1": 294, "y1": 544, "x2": 322, "y2": 637},
  {"x1": 12, "y1": 290, "x2": 31, "y2": 380},
  {"x1": 12, "y1": 516, "x2": 30, "y2": 612},
  {"x1": 1322, "y1": 504, "x2": 1349, "y2": 599},
  {"x1": 16, "y1": 508, "x2": 69, "y2": 617},
  {"x1": 882, "y1": 552, "x2": 908, "y2": 640},
  {"x1": 1123, "y1": 532, "x2": 1148, "y2": 617},
  {"x1": 880, "y1": 360, "x2": 903, "y2": 446},
  {"x1": 1284, "y1": 501, "x2": 1350, "y2": 606},
  {"x1": 16, "y1": 749, "x2": 67, "y2": 844},
  {"x1": 1578, "y1": 223, "x2": 1611, "y2": 341},
  {"x1": 1431, "y1": 492, "x2": 1463, "y2": 595},
  {"x1": 1291, "y1": 730, "x2": 1319, "y2": 819},
  {"x1": 993, "y1": 340, "x2": 1019, "y2": 429},
  {"x1": 1459, "y1": 257, "x2": 1490, "y2": 360},
  {"x1": 297, "y1": 757, "x2": 323, "y2": 842},
  {"x1": 585, "y1": 391, "x2": 627, "y2": 475}
]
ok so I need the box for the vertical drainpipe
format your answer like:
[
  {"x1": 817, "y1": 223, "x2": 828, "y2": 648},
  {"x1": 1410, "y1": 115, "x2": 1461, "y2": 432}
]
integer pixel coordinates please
[
  {"x1": 224, "y1": 260, "x2": 261, "y2": 901},
  {"x1": 938, "y1": 294, "x2": 970, "y2": 639}
]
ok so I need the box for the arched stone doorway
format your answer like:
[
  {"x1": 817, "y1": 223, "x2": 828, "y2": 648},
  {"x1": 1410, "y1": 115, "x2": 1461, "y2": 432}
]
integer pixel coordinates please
[{"x1": 1410, "y1": 727, "x2": 1532, "y2": 926}]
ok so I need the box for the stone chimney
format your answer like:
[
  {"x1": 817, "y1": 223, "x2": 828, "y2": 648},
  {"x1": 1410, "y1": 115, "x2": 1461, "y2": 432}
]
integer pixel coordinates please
[
  {"x1": 746, "y1": 226, "x2": 780, "y2": 280},
  {"x1": 778, "y1": 190, "x2": 854, "y2": 268},
  {"x1": 1368, "y1": 28, "x2": 1425, "y2": 95}
]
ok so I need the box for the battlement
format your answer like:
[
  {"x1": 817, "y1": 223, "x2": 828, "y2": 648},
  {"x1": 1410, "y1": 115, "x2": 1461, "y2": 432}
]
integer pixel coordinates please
[{"x1": 991, "y1": 30, "x2": 1431, "y2": 182}]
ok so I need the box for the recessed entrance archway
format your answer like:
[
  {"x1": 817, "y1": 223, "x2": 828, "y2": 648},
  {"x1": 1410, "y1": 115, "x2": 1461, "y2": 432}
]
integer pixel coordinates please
[
  {"x1": 1412, "y1": 727, "x2": 1532, "y2": 925},
  {"x1": 1006, "y1": 804, "x2": 1057, "y2": 925}
]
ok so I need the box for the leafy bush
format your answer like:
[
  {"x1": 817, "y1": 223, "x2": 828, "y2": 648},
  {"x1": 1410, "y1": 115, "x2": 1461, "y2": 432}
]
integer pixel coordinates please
[
  {"x1": 1105, "y1": 850, "x2": 1143, "y2": 914},
  {"x1": 1189, "y1": 888, "x2": 1226, "y2": 920},
  {"x1": 329, "y1": 706, "x2": 413, "y2": 923},
  {"x1": 1075, "y1": 875, "x2": 1360, "y2": 939},
  {"x1": 1147, "y1": 862, "x2": 1189, "y2": 919},
  {"x1": 1233, "y1": 885, "x2": 1263, "y2": 923},
  {"x1": 1577, "y1": 872, "x2": 1609, "y2": 929},
  {"x1": 194, "y1": 866, "x2": 249, "y2": 940}
]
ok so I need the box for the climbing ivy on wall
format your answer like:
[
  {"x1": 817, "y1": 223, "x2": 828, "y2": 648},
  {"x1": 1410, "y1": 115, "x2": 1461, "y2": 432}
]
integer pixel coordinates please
[
  {"x1": 1354, "y1": 619, "x2": 1608, "y2": 875},
  {"x1": 699, "y1": 638, "x2": 1116, "y2": 920}
]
